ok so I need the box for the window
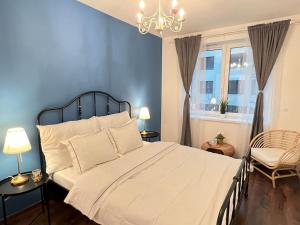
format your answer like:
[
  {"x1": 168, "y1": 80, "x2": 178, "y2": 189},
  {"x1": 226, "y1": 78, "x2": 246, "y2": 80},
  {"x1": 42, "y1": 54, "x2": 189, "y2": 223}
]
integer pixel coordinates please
[{"x1": 191, "y1": 41, "x2": 258, "y2": 119}]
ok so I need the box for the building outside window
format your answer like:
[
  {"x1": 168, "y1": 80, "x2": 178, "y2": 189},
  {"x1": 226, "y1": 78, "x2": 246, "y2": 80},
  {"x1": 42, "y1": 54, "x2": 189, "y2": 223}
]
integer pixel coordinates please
[
  {"x1": 199, "y1": 81, "x2": 213, "y2": 94},
  {"x1": 201, "y1": 56, "x2": 215, "y2": 70}
]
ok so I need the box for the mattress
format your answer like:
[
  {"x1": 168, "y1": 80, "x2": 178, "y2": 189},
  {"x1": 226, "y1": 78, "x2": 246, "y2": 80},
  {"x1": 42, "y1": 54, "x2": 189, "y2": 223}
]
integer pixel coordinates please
[{"x1": 52, "y1": 167, "x2": 79, "y2": 190}]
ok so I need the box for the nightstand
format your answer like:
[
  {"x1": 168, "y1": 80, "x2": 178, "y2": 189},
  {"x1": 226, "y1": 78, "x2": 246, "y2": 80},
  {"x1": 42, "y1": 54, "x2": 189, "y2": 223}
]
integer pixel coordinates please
[
  {"x1": 140, "y1": 131, "x2": 160, "y2": 142},
  {"x1": 201, "y1": 142, "x2": 235, "y2": 157},
  {"x1": 0, "y1": 172, "x2": 51, "y2": 225}
]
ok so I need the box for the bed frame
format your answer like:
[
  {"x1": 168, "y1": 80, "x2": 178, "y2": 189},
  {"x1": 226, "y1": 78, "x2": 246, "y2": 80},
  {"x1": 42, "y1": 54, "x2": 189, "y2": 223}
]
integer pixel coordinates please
[{"x1": 37, "y1": 90, "x2": 250, "y2": 225}]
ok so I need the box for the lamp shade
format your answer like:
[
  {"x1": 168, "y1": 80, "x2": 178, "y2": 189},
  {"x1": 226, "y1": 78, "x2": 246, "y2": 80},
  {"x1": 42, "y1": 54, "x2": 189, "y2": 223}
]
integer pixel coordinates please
[
  {"x1": 3, "y1": 128, "x2": 32, "y2": 154},
  {"x1": 139, "y1": 107, "x2": 150, "y2": 120},
  {"x1": 210, "y1": 97, "x2": 217, "y2": 105}
]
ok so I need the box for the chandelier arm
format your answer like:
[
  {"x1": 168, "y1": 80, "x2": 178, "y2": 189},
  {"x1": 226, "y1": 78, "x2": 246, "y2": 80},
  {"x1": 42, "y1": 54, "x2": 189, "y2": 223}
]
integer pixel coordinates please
[
  {"x1": 139, "y1": 21, "x2": 151, "y2": 34},
  {"x1": 163, "y1": 14, "x2": 176, "y2": 28},
  {"x1": 169, "y1": 19, "x2": 183, "y2": 32},
  {"x1": 139, "y1": 17, "x2": 158, "y2": 34},
  {"x1": 141, "y1": 11, "x2": 158, "y2": 20}
]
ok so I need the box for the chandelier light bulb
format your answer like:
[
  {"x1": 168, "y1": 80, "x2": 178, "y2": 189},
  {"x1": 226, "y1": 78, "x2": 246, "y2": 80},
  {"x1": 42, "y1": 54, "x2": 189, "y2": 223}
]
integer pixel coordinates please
[
  {"x1": 137, "y1": 12, "x2": 143, "y2": 24},
  {"x1": 155, "y1": 17, "x2": 164, "y2": 32},
  {"x1": 179, "y1": 8, "x2": 185, "y2": 21},
  {"x1": 172, "y1": 0, "x2": 178, "y2": 9},
  {"x1": 159, "y1": 17, "x2": 164, "y2": 25},
  {"x1": 171, "y1": 0, "x2": 178, "y2": 14},
  {"x1": 139, "y1": 0, "x2": 146, "y2": 11}
]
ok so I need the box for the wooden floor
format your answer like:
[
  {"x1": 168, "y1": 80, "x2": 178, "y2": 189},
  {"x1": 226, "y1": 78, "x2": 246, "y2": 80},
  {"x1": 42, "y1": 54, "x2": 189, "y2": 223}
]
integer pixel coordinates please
[
  {"x1": 235, "y1": 172, "x2": 300, "y2": 225},
  {"x1": 1, "y1": 172, "x2": 300, "y2": 225}
]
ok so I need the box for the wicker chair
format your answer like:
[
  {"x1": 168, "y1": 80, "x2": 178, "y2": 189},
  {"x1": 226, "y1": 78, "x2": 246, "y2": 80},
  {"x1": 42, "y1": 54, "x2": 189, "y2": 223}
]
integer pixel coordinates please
[{"x1": 250, "y1": 130, "x2": 300, "y2": 188}]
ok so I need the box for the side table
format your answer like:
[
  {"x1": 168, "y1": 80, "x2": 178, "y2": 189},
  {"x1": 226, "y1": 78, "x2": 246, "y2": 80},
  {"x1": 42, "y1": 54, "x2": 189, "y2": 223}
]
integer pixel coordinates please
[
  {"x1": 140, "y1": 131, "x2": 161, "y2": 142},
  {"x1": 201, "y1": 142, "x2": 235, "y2": 157},
  {"x1": 0, "y1": 172, "x2": 50, "y2": 225}
]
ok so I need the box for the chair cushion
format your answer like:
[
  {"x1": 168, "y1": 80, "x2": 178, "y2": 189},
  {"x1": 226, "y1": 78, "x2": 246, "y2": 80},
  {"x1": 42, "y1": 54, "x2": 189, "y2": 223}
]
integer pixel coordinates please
[{"x1": 251, "y1": 148, "x2": 286, "y2": 167}]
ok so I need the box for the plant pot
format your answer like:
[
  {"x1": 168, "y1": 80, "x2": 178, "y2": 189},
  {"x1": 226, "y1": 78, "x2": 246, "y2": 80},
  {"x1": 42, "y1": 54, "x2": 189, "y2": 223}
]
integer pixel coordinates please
[{"x1": 217, "y1": 138, "x2": 224, "y2": 145}]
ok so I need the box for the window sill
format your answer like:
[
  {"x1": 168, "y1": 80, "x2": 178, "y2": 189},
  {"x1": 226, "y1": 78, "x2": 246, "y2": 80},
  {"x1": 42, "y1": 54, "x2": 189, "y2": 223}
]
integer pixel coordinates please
[{"x1": 190, "y1": 113, "x2": 252, "y2": 124}]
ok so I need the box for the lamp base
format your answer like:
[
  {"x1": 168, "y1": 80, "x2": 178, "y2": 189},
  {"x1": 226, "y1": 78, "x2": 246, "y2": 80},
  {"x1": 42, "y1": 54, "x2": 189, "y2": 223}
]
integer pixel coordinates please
[
  {"x1": 141, "y1": 130, "x2": 148, "y2": 135},
  {"x1": 11, "y1": 173, "x2": 29, "y2": 186}
]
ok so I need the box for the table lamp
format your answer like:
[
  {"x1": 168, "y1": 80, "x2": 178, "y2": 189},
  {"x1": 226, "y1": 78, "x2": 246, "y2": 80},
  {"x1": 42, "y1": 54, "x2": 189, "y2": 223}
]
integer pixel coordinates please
[
  {"x1": 210, "y1": 97, "x2": 217, "y2": 105},
  {"x1": 210, "y1": 97, "x2": 217, "y2": 111},
  {"x1": 139, "y1": 107, "x2": 150, "y2": 135},
  {"x1": 3, "y1": 127, "x2": 32, "y2": 186}
]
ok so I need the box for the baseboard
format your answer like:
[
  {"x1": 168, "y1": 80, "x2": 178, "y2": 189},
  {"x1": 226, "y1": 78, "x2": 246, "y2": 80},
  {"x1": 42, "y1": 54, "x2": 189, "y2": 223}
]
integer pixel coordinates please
[{"x1": 0, "y1": 200, "x2": 41, "y2": 222}]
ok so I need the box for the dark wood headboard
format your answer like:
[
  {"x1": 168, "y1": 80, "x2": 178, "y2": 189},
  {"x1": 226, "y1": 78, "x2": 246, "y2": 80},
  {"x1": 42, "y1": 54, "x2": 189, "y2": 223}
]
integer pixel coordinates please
[{"x1": 37, "y1": 90, "x2": 132, "y2": 172}]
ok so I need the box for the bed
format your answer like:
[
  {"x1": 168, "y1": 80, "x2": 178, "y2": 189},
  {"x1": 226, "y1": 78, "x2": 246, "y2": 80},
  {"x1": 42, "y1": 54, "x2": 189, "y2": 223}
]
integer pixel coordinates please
[{"x1": 37, "y1": 91, "x2": 250, "y2": 225}]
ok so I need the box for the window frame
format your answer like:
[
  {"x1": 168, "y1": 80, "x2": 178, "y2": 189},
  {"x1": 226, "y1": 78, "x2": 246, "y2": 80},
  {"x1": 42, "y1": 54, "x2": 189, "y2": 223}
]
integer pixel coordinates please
[{"x1": 191, "y1": 40, "x2": 255, "y2": 122}]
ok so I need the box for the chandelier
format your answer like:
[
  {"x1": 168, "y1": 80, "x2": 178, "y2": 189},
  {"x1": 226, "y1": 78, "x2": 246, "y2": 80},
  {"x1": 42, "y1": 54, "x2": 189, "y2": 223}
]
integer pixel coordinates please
[{"x1": 136, "y1": 0, "x2": 185, "y2": 36}]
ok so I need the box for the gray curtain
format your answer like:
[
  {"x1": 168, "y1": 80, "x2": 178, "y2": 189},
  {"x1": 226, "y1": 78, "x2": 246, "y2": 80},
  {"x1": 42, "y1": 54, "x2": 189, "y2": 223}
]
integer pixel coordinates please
[
  {"x1": 175, "y1": 35, "x2": 201, "y2": 146},
  {"x1": 249, "y1": 20, "x2": 290, "y2": 140}
]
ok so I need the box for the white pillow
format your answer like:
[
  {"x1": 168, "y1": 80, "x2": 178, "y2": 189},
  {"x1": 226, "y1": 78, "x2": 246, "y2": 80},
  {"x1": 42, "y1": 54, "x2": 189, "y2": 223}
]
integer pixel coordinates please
[
  {"x1": 109, "y1": 119, "x2": 143, "y2": 155},
  {"x1": 95, "y1": 111, "x2": 130, "y2": 129},
  {"x1": 62, "y1": 130, "x2": 118, "y2": 174},
  {"x1": 37, "y1": 117, "x2": 100, "y2": 174}
]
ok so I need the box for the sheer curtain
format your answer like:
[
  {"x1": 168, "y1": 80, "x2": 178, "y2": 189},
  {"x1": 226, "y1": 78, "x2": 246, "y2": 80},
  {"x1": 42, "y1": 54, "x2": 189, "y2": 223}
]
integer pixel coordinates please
[
  {"x1": 190, "y1": 35, "x2": 257, "y2": 158},
  {"x1": 234, "y1": 45, "x2": 256, "y2": 157},
  {"x1": 190, "y1": 37, "x2": 214, "y2": 149},
  {"x1": 190, "y1": 37, "x2": 223, "y2": 117},
  {"x1": 263, "y1": 50, "x2": 284, "y2": 130},
  {"x1": 190, "y1": 38, "x2": 214, "y2": 115},
  {"x1": 231, "y1": 41, "x2": 284, "y2": 156}
]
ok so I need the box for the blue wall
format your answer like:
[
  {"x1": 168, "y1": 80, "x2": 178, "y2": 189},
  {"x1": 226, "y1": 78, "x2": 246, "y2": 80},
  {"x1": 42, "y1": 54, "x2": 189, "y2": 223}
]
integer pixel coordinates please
[{"x1": 0, "y1": 0, "x2": 162, "y2": 217}]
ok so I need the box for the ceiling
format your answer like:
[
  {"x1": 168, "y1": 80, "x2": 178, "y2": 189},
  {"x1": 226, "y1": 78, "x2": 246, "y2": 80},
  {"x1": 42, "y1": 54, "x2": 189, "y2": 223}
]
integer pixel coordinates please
[{"x1": 79, "y1": 0, "x2": 300, "y2": 37}]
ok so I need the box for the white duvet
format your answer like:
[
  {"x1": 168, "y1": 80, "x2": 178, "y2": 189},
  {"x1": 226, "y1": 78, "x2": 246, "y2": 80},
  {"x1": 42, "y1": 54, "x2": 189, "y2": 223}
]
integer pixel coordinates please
[{"x1": 65, "y1": 142, "x2": 241, "y2": 225}]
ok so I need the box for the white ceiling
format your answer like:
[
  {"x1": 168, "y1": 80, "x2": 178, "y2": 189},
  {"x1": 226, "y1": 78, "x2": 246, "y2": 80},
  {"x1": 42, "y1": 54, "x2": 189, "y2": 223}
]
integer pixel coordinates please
[{"x1": 79, "y1": 0, "x2": 300, "y2": 37}]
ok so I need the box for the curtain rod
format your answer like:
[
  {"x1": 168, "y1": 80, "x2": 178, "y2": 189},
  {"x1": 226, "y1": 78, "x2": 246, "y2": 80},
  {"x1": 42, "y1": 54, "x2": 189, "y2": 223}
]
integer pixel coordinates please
[
  {"x1": 167, "y1": 19, "x2": 300, "y2": 41},
  {"x1": 202, "y1": 19, "x2": 300, "y2": 38}
]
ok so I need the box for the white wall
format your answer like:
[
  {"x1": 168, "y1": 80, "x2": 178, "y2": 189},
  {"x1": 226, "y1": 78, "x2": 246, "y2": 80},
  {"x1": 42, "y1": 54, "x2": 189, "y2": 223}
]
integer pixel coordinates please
[
  {"x1": 161, "y1": 15, "x2": 300, "y2": 158},
  {"x1": 277, "y1": 24, "x2": 300, "y2": 130}
]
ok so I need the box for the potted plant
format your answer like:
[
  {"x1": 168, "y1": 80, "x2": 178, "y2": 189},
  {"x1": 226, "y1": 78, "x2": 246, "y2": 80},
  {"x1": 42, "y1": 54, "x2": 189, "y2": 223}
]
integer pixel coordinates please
[
  {"x1": 220, "y1": 98, "x2": 228, "y2": 114},
  {"x1": 216, "y1": 132, "x2": 225, "y2": 145}
]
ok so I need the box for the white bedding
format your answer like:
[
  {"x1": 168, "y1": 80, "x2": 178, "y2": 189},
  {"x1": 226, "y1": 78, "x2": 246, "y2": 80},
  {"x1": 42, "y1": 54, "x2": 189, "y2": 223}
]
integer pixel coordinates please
[
  {"x1": 65, "y1": 142, "x2": 241, "y2": 225},
  {"x1": 52, "y1": 167, "x2": 79, "y2": 190}
]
